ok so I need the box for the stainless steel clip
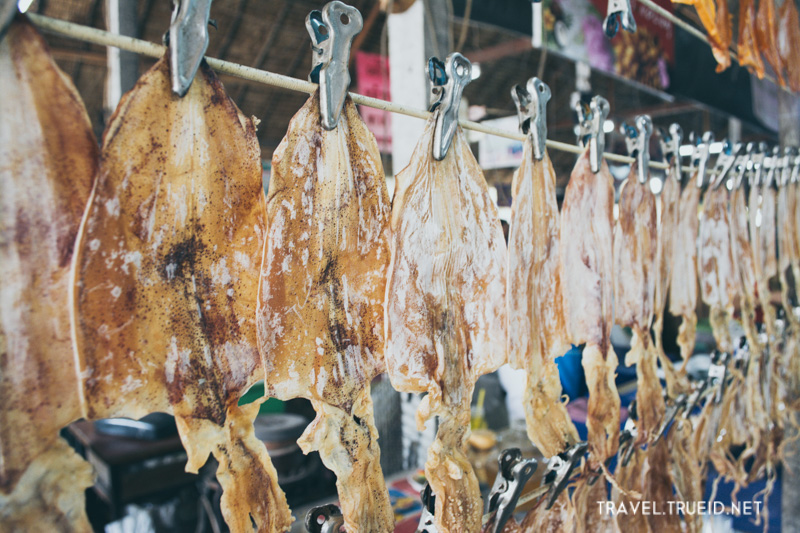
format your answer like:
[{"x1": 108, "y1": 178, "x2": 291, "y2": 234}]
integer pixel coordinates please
[
  {"x1": 0, "y1": 0, "x2": 17, "y2": 43},
  {"x1": 751, "y1": 142, "x2": 768, "y2": 187},
  {"x1": 779, "y1": 147, "x2": 796, "y2": 186},
  {"x1": 305, "y1": 504, "x2": 345, "y2": 533},
  {"x1": 655, "y1": 392, "x2": 687, "y2": 443},
  {"x1": 306, "y1": 1, "x2": 363, "y2": 130},
  {"x1": 658, "y1": 123, "x2": 683, "y2": 183},
  {"x1": 622, "y1": 114, "x2": 653, "y2": 184},
  {"x1": 486, "y1": 449, "x2": 538, "y2": 533},
  {"x1": 429, "y1": 52, "x2": 472, "y2": 161},
  {"x1": 710, "y1": 140, "x2": 741, "y2": 190},
  {"x1": 604, "y1": 0, "x2": 636, "y2": 37},
  {"x1": 791, "y1": 152, "x2": 800, "y2": 184},
  {"x1": 691, "y1": 131, "x2": 714, "y2": 188},
  {"x1": 541, "y1": 441, "x2": 587, "y2": 507},
  {"x1": 511, "y1": 77, "x2": 550, "y2": 160},
  {"x1": 576, "y1": 96, "x2": 610, "y2": 173},
  {"x1": 764, "y1": 145, "x2": 781, "y2": 188},
  {"x1": 168, "y1": 0, "x2": 213, "y2": 97},
  {"x1": 733, "y1": 142, "x2": 755, "y2": 189},
  {"x1": 416, "y1": 484, "x2": 438, "y2": 533}
]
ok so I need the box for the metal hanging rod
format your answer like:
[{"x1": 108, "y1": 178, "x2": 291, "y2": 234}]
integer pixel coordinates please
[{"x1": 24, "y1": 12, "x2": 682, "y2": 170}]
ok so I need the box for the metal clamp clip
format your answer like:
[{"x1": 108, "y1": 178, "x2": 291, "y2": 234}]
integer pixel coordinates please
[
  {"x1": 486, "y1": 449, "x2": 538, "y2": 533},
  {"x1": 621, "y1": 114, "x2": 653, "y2": 184},
  {"x1": 542, "y1": 441, "x2": 587, "y2": 507},
  {"x1": 779, "y1": 147, "x2": 796, "y2": 186},
  {"x1": 604, "y1": 0, "x2": 637, "y2": 37},
  {"x1": 576, "y1": 96, "x2": 610, "y2": 173},
  {"x1": 710, "y1": 140, "x2": 741, "y2": 189},
  {"x1": 511, "y1": 77, "x2": 550, "y2": 160},
  {"x1": 306, "y1": 504, "x2": 345, "y2": 533},
  {"x1": 658, "y1": 123, "x2": 683, "y2": 183},
  {"x1": 429, "y1": 52, "x2": 472, "y2": 161},
  {"x1": 306, "y1": 1, "x2": 363, "y2": 130},
  {"x1": 416, "y1": 484, "x2": 438, "y2": 533},
  {"x1": 733, "y1": 142, "x2": 755, "y2": 189},
  {"x1": 618, "y1": 418, "x2": 639, "y2": 467},
  {"x1": 654, "y1": 392, "x2": 687, "y2": 443},
  {"x1": 691, "y1": 131, "x2": 714, "y2": 188},
  {"x1": 764, "y1": 145, "x2": 781, "y2": 188},
  {"x1": 706, "y1": 350, "x2": 730, "y2": 405},
  {"x1": 791, "y1": 152, "x2": 800, "y2": 183},
  {"x1": 750, "y1": 142, "x2": 768, "y2": 187},
  {"x1": 168, "y1": 0, "x2": 213, "y2": 97}
]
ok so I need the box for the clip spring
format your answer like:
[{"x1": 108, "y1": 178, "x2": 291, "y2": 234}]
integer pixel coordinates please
[
  {"x1": 511, "y1": 78, "x2": 551, "y2": 160},
  {"x1": 576, "y1": 96, "x2": 610, "y2": 173},
  {"x1": 306, "y1": 1, "x2": 363, "y2": 130}
]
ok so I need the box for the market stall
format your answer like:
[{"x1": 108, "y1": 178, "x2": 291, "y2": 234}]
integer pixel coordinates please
[{"x1": 1, "y1": 0, "x2": 799, "y2": 531}]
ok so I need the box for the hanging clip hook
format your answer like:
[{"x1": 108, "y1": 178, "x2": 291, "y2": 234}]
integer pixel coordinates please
[
  {"x1": 511, "y1": 77, "x2": 550, "y2": 160},
  {"x1": 486, "y1": 449, "x2": 538, "y2": 533},
  {"x1": 779, "y1": 147, "x2": 796, "y2": 187},
  {"x1": 416, "y1": 484, "x2": 439, "y2": 533},
  {"x1": 764, "y1": 145, "x2": 781, "y2": 188},
  {"x1": 576, "y1": 95, "x2": 610, "y2": 173},
  {"x1": 710, "y1": 140, "x2": 741, "y2": 190},
  {"x1": 621, "y1": 114, "x2": 653, "y2": 184},
  {"x1": 691, "y1": 131, "x2": 714, "y2": 188},
  {"x1": 542, "y1": 441, "x2": 587, "y2": 507},
  {"x1": 657, "y1": 123, "x2": 683, "y2": 183},
  {"x1": 750, "y1": 143, "x2": 768, "y2": 187},
  {"x1": 168, "y1": 0, "x2": 213, "y2": 97},
  {"x1": 306, "y1": 1, "x2": 363, "y2": 130},
  {"x1": 604, "y1": 0, "x2": 637, "y2": 37},
  {"x1": 429, "y1": 52, "x2": 472, "y2": 161},
  {"x1": 305, "y1": 504, "x2": 345, "y2": 533},
  {"x1": 791, "y1": 151, "x2": 800, "y2": 184},
  {"x1": 733, "y1": 142, "x2": 754, "y2": 189}
]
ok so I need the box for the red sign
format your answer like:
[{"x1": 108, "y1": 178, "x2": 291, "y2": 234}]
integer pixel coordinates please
[{"x1": 355, "y1": 51, "x2": 392, "y2": 153}]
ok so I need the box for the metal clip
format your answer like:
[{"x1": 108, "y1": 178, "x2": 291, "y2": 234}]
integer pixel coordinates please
[
  {"x1": 486, "y1": 449, "x2": 538, "y2": 533},
  {"x1": 710, "y1": 140, "x2": 741, "y2": 189},
  {"x1": 428, "y1": 52, "x2": 472, "y2": 161},
  {"x1": 780, "y1": 147, "x2": 796, "y2": 186},
  {"x1": 733, "y1": 142, "x2": 755, "y2": 189},
  {"x1": 621, "y1": 115, "x2": 653, "y2": 184},
  {"x1": 751, "y1": 142, "x2": 768, "y2": 187},
  {"x1": 305, "y1": 504, "x2": 345, "y2": 533},
  {"x1": 416, "y1": 484, "x2": 438, "y2": 533},
  {"x1": 764, "y1": 145, "x2": 781, "y2": 188},
  {"x1": 655, "y1": 392, "x2": 687, "y2": 443},
  {"x1": 707, "y1": 350, "x2": 730, "y2": 404},
  {"x1": 658, "y1": 123, "x2": 683, "y2": 183},
  {"x1": 511, "y1": 77, "x2": 550, "y2": 160},
  {"x1": 618, "y1": 418, "x2": 639, "y2": 467},
  {"x1": 0, "y1": 0, "x2": 17, "y2": 43},
  {"x1": 691, "y1": 131, "x2": 714, "y2": 188},
  {"x1": 306, "y1": 1, "x2": 363, "y2": 130},
  {"x1": 542, "y1": 441, "x2": 587, "y2": 507},
  {"x1": 604, "y1": 0, "x2": 636, "y2": 37},
  {"x1": 576, "y1": 96, "x2": 610, "y2": 173},
  {"x1": 791, "y1": 152, "x2": 800, "y2": 183},
  {"x1": 168, "y1": 0, "x2": 213, "y2": 97}
]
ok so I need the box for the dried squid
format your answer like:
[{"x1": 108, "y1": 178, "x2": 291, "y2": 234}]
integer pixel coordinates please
[
  {"x1": 385, "y1": 114, "x2": 507, "y2": 532},
  {"x1": 755, "y1": 0, "x2": 786, "y2": 87},
  {"x1": 560, "y1": 149, "x2": 619, "y2": 466},
  {"x1": 672, "y1": 0, "x2": 731, "y2": 71},
  {"x1": 71, "y1": 57, "x2": 291, "y2": 533},
  {"x1": 507, "y1": 136, "x2": 578, "y2": 457},
  {"x1": 0, "y1": 17, "x2": 96, "y2": 531},
  {"x1": 736, "y1": 0, "x2": 765, "y2": 78},
  {"x1": 613, "y1": 163, "x2": 662, "y2": 442},
  {"x1": 257, "y1": 93, "x2": 393, "y2": 532},
  {"x1": 778, "y1": 0, "x2": 800, "y2": 92},
  {"x1": 669, "y1": 184, "x2": 702, "y2": 367}
]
